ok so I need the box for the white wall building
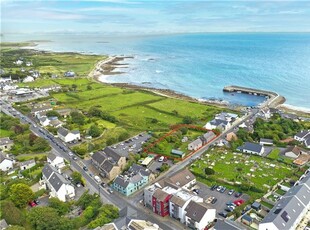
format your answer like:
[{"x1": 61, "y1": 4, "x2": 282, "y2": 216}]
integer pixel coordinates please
[
  {"x1": 47, "y1": 152, "x2": 65, "y2": 169},
  {"x1": 0, "y1": 152, "x2": 14, "y2": 172},
  {"x1": 57, "y1": 127, "x2": 80, "y2": 143}
]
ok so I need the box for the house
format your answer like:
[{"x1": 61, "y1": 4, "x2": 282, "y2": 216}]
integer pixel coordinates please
[
  {"x1": 64, "y1": 71, "x2": 75, "y2": 77},
  {"x1": 49, "y1": 119, "x2": 63, "y2": 128},
  {"x1": 112, "y1": 164, "x2": 153, "y2": 196},
  {"x1": 171, "y1": 149, "x2": 185, "y2": 158},
  {"x1": 127, "y1": 219, "x2": 162, "y2": 230},
  {"x1": 161, "y1": 168, "x2": 196, "y2": 190},
  {"x1": 294, "y1": 130, "x2": 310, "y2": 142},
  {"x1": 47, "y1": 152, "x2": 65, "y2": 169},
  {"x1": 57, "y1": 127, "x2": 80, "y2": 143},
  {"x1": 204, "y1": 119, "x2": 230, "y2": 131},
  {"x1": 184, "y1": 200, "x2": 216, "y2": 230},
  {"x1": 0, "y1": 152, "x2": 14, "y2": 172},
  {"x1": 257, "y1": 108, "x2": 271, "y2": 120},
  {"x1": 237, "y1": 142, "x2": 264, "y2": 156},
  {"x1": 215, "y1": 112, "x2": 239, "y2": 122},
  {"x1": 0, "y1": 137, "x2": 14, "y2": 151},
  {"x1": 23, "y1": 76, "x2": 34, "y2": 83},
  {"x1": 91, "y1": 149, "x2": 126, "y2": 181},
  {"x1": 31, "y1": 105, "x2": 53, "y2": 117},
  {"x1": 201, "y1": 131, "x2": 216, "y2": 143},
  {"x1": 169, "y1": 190, "x2": 202, "y2": 223},
  {"x1": 260, "y1": 138, "x2": 273, "y2": 146},
  {"x1": 152, "y1": 189, "x2": 172, "y2": 217},
  {"x1": 213, "y1": 219, "x2": 246, "y2": 230},
  {"x1": 305, "y1": 138, "x2": 310, "y2": 148},
  {"x1": 40, "y1": 116, "x2": 63, "y2": 128},
  {"x1": 241, "y1": 214, "x2": 253, "y2": 226},
  {"x1": 226, "y1": 132, "x2": 238, "y2": 142},
  {"x1": 188, "y1": 138, "x2": 203, "y2": 151},
  {"x1": 259, "y1": 183, "x2": 310, "y2": 230},
  {"x1": 56, "y1": 108, "x2": 71, "y2": 118},
  {"x1": 20, "y1": 159, "x2": 36, "y2": 170},
  {"x1": 41, "y1": 164, "x2": 75, "y2": 202},
  {"x1": 283, "y1": 146, "x2": 303, "y2": 158}
]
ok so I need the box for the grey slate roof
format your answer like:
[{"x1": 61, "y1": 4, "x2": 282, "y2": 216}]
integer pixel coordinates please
[
  {"x1": 20, "y1": 159, "x2": 35, "y2": 167},
  {"x1": 128, "y1": 163, "x2": 150, "y2": 177},
  {"x1": 260, "y1": 138, "x2": 273, "y2": 144},
  {"x1": 210, "y1": 119, "x2": 229, "y2": 126},
  {"x1": 213, "y1": 219, "x2": 246, "y2": 230},
  {"x1": 57, "y1": 127, "x2": 69, "y2": 137},
  {"x1": 284, "y1": 184, "x2": 310, "y2": 206},
  {"x1": 170, "y1": 195, "x2": 186, "y2": 207},
  {"x1": 113, "y1": 176, "x2": 130, "y2": 188},
  {"x1": 188, "y1": 138, "x2": 202, "y2": 147},
  {"x1": 101, "y1": 160, "x2": 115, "y2": 173},
  {"x1": 202, "y1": 131, "x2": 216, "y2": 141},
  {"x1": 92, "y1": 151, "x2": 107, "y2": 165},
  {"x1": 0, "y1": 219, "x2": 8, "y2": 229},
  {"x1": 103, "y1": 147, "x2": 122, "y2": 162},
  {"x1": 299, "y1": 172, "x2": 310, "y2": 186},
  {"x1": 0, "y1": 152, "x2": 6, "y2": 163},
  {"x1": 47, "y1": 152, "x2": 57, "y2": 161},
  {"x1": 71, "y1": 130, "x2": 80, "y2": 135},
  {"x1": 295, "y1": 130, "x2": 310, "y2": 139},
  {"x1": 185, "y1": 200, "x2": 208, "y2": 223},
  {"x1": 0, "y1": 137, "x2": 13, "y2": 146},
  {"x1": 42, "y1": 164, "x2": 56, "y2": 179},
  {"x1": 237, "y1": 142, "x2": 263, "y2": 153},
  {"x1": 48, "y1": 172, "x2": 68, "y2": 191}
]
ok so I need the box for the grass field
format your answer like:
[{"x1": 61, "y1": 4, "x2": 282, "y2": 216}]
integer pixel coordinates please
[
  {"x1": 190, "y1": 147, "x2": 299, "y2": 196},
  {"x1": 267, "y1": 148, "x2": 294, "y2": 164},
  {"x1": 16, "y1": 153, "x2": 47, "y2": 161},
  {"x1": 0, "y1": 129, "x2": 13, "y2": 138}
]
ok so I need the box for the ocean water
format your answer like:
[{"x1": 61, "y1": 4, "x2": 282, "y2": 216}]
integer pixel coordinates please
[{"x1": 3, "y1": 33, "x2": 310, "y2": 108}]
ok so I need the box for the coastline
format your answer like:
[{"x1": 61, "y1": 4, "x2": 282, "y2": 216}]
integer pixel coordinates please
[{"x1": 90, "y1": 57, "x2": 310, "y2": 116}]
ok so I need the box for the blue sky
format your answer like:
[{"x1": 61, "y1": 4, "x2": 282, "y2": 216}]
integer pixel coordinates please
[{"x1": 1, "y1": 0, "x2": 310, "y2": 35}]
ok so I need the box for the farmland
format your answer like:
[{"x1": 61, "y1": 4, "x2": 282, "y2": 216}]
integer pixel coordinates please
[{"x1": 190, "y1": 147, "x2": 303, "y2": 198}]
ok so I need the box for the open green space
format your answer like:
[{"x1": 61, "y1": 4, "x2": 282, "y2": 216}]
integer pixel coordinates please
[
  {"x1": 0, "y1": 129, "x2": 13, "y2": 138},
  {"x1": 16, "y1": 153, "x2": 47, "y2": 162},
  {"x1": 190, "y1": 147, "x2": 300, "y2": 199}
]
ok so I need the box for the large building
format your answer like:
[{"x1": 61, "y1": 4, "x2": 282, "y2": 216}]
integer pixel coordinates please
[
  {"x1": 237, "y1": 142, "x2": 264, "y2": 156},
  {"x1": 259, "y1": 171, "x2": 310, "y2": 230},
  {"x1": 41, "y1": 164, "x2": 75, "y2": 202}
]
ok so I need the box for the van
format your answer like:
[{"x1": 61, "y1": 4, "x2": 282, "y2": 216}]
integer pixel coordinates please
[{"x1": 94, "y1": 175, "x2": 101, "y2": 183}]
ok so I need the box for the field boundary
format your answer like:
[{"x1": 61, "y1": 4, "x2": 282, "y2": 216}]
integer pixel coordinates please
[{"x1": 143, "y1": 124, "x2": 219, "y2": 161}]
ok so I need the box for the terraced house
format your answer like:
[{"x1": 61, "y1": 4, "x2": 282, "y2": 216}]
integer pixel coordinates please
[{"x1": 112, "y1": 164, "x2": 154, "y2": 196}]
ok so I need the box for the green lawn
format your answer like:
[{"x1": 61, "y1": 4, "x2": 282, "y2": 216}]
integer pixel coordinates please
[
  {"x1": 0, "y1": 129, "x2": 13, "y2": 138},
  {"x1": 16, "y1": 153, "x2": 47, "y2": 161},
  {"x1": 261, "y1": 201, "x2": 274, "y2": 209},
  {"x1": 190, "y1": 148, "x2": 298, "y2": 196}
]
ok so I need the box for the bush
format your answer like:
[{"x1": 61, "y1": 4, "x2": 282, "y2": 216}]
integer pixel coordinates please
[
  {"x1": 0, "y1": 200, "x2": 25, "y2": 225},
  {"x1": 204, "y1": 167, "x2": 215, "y2": 175}
]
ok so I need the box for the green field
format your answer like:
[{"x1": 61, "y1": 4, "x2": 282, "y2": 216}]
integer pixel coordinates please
[
  {"x1": 0, "y1": 129, "x2": 13, "y2": 138},
  {"x1": 190, "y1": 147, "x2": 300, "y2": 197}
]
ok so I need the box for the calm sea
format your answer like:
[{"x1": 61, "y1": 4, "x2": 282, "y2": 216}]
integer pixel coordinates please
[{"x1": 3, "y1": 33, "x2": 310, "y2": 108}]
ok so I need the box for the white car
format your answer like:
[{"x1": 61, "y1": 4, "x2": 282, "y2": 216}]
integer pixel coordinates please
[{"x1": 158, "y1": 156, "x2": 164, "y2": 162}]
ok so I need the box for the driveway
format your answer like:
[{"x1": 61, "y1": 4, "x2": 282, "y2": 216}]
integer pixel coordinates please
[{"x1": 148, "y1": 159, "x2": 174, "y2": 173}]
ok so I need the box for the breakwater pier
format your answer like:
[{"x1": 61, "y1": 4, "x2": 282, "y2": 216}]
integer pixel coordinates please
[{"x1": 223, "y1": 85, "x2": 285, "y2": 108}]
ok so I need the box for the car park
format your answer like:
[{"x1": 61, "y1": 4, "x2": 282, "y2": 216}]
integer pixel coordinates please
[{"x1": 228, "y1": 189, "x2": 234, "y2": 195}]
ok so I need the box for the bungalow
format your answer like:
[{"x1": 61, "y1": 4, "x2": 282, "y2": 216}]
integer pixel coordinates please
[
  {"x1": 237, "y1": 142, "x2": 264, "y2": 156},
  {"x1": 57, "y1": 127, "x2": 80, "y2": 143},
  {"x1": 41, "y1": 164, "x2": 75, "y2": 202},
  {"x1": 47, "y1": 152, "x2": 65, "y2": 169},
  {"x1": 0, "y1": 137, "x2": 14, "y2": 151},
  {"x1": 55, "y1": 108, "x2": 71, "y2": 118},
  {"x1": 188, "y1": 139, "x2": 203, "y2": 151},
  {"x1": 0, "y1": 152, "x2": 14, "y2": 172},
  {"x1": 260, "y1": 138, "x2": 273, "y2": 146},
  {"x1": 184, "y1": 200, "x2": 216, "y2": 230},
  {"x1": 112, "y1": 164, "x2": 153, "y2": 196},
  {"x1": 20, "y1": 159, "x2": 36, "y2": 170},
  {"x1": 215, "y1": 112, "x2": 239, "y2": 122},
  {"x1": 283, "y1": 146, "x2": 303, "y2": 159}
]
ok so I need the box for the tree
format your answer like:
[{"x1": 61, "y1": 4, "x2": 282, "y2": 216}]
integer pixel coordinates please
[
  {"x1": 46, "y1": 110, "x2": 61, "y2": 118},
  {"x1": 48, "y1": 198, "x2": 71, "y2": 215},
  {"x1": 88, "y1": 125, "x2": 102, "y2": 138},
  {"x1": 182, "y1": 116, "x2": 195, "y2": 124},
  {"x1": 106, "y1": 137, "x2": 117, "y2": 146},
  {"x1": 27, "y1": 207, "x2": 61, "y2": 230},
  {"x1": 71, "y1": 171, "x2": 82, "y2": 184},
  {"x1": 70, "y1": 111, "x2": 85, "y2": 125},
  {"x1": 0, "y1": 200, "x2": 25, "y2": 225},
  {"x1": 71, "y1": 84, "x2": 77, "y2": 91},
  {"x1": 180, "y1": 127, "x2": 188, "y2": 135},
  {"x1": 87, "y1": 85, "x2": 92, "y2": 90},
  {"x1": 9, "y1": 183, "x2": 34, "y2": 208},
  {"x1": 160, "y1": 163, "x2": 170, "y2": 172},
  {"x1": 6, "y1": 226, "x2": 26, "y2": 230},
  {"x1": 118, "y1": 132, "x2": 130, "y2": 142},
  {"x1": 204, "y1": 167, "x2": 215, "y2": 175},
  {"x1": 32, "y1": 137, "x2": 51, "y2": 152}
]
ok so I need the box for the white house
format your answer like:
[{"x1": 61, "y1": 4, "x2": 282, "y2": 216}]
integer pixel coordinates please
[
  {"x1": 47, "y1": 152, "x2": 65, "y2": 169},
  {"x1": 184, "y1": 200, "x2": 216, "y2": 230},
  {"x1": 0, "y1": 137, "x2": 14, "y2": 151},
  {"x1": 237, "y1": 142, "x2": 264, "y2": 156},
  {"x1": 0, "y1": 152, "x2": 14, "y2": 172},
  {"x1": 20, "y1": 159, "x2": 36, "y2": 170},
  {"x1": 23, "y1": 76, "x2": 34, "y2": 83},
  {"x1": 39, "y1": 116, "x2": 63, "y2": 128},
  {"x1": 41, "y1": 164, "x2": 75, "y2": 202},
  {"x1": 204, "y1": 119, "x2": 231, "y2": 131},
  {"x1": 57, "y1": 127, "x2": 80, "y2": 143}
]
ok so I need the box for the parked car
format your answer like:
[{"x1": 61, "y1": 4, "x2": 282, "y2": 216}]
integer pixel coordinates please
[
  {"x1": 220, "y1": 187, "x2": 226, "y2": 193},
  {"x1": 83, "y1": 166, "x2": 88, "y2": 171},
  {"x1": 225, "y1": 207, "x2": 233, "y2": 212},
  {"x1": 72, "y1": 156, "x2": 77, "y2": 160},
  {"x1": 216, "y1": 186, "x2": 222, "y2": 192},
  {"x1": 219, "y1": 211, "x2": 228, "y2": 218},
  {"x1": 210, "y1": 185, "x2": 217, "y2": 191},
  {"x1": 34, "y1": 200, "x2": 40, "y2": 205},
  {"x1": 211, "y1": 197, "x2": 217, "y2": 204},
  {"x1": 107, "y1": 188, "x2": 114, "y2": 194},
  {"x1": 228, "y1": 189, "x2": 234, "y2": 195},
  {"x1": 158, "y1": 156, "x2": 165, "y2": 162},
  {"x1": 28, "y1": 201, "x2": 37, "y2": 207},
  {"x1": 235, "y1": 192, "x2": 242, "y2": 198},
  {"x1": 100, "y1": 182, "x2": 106, "y2": 188},
  {"x1": 192, "y1": 189, "x2": 199, "y2": 194},
  {"x1": 234, "y1": 199, "x2": 245, "y2": 206}
]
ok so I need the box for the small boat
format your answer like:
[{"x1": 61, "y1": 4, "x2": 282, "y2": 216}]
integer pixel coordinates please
[{"x1": 231, "y1": 94, "x2": 234, "y2": 96}]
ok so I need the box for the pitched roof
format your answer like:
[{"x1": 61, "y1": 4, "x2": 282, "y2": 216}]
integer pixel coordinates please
[
  {"x1": 210, "y1": 119, "x2": 229, "y2": 126},
  {"x1": 213, "y1": 219, "x2": 246, "y2": 230},
  {"x1": 48, "y1": 171, "x2": 68, "y2": 191},
  {"x1": 20, "y1": 159, "x2": 35, "y2": 166},
  {"x1": 203, "y1": 131, "x2": 216, "y2": 140},
  {"x1": 185, "y1": 201, "x2": 209, "y2": 223},
  {"x1": 284, "y1": 146, "x2": 302, "y2": 156},
  {"x1": 188, "y1": 138, "x2": 202, "y2": 147},
  {"x1": 57, "y1": 127, "x2": 69, "y2": 137},
  {"x1": 128, "y1": 163, "x2": 150, "y2": 177},
  {"x1": 284, "y1": 184, "x2": 310, "y2": 207},
  {"x1": 47, "y1": 152, "x2": 58, "y2": 161},
  {"x1": 101, "y1": 160, "x2": 115, "y2": 173},
  {"x1": 153, "y1": 189, "x2": 169, "y2": 201},
  {"x1": 165, "y1": 168, "x2": 195, "y2": 188},
  {"x1": 260, "y1": 138, "x2": 273, "y2": 144},
  {"x1": 42, "y1": 164, "x2": 56, "y2": 179},
  {"x1": 238, "y1": 142, "x2": 263, "y2": 153},
  {"x1": 92, "y1": 151, "x2": 107, "y2": 165},
  {"x1": 103, "y1": 147, "x2": 122, "y2": 162},
  {"x1": 71, "y1": 130, "x2": 80, "y2": 135},
  {"x1": 170, "y1": 195, "x2": 186, "y2": 207},
  {"x1": 295, "y1": 130, "x2": 310, "y2": 139},
  {"x1": 0, "y1": 137, "x2": 13, "y2": 146}
]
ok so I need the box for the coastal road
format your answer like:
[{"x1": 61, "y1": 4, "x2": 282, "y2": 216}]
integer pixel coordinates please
[{"x1": 1, "y1": 99, "x2": 181, "y2": 230}]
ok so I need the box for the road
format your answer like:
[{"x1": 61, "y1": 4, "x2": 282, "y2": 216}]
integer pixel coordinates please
[{"x1": 0, "y1": 97, "x2": 261, "y2": 230}]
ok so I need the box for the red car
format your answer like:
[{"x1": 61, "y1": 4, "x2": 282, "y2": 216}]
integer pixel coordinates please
[
  {"x1": 234, "y1": 199, "x2": 245, "y2": 206},
  {"x1": 28, "y1": 201, "x2": 37, "y2": 207}
]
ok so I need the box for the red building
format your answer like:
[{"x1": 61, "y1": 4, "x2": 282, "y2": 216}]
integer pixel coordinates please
[{"x1": 152, "y1": 189, "x2": 171, "y2": 217}]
